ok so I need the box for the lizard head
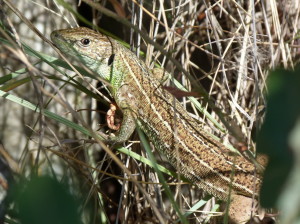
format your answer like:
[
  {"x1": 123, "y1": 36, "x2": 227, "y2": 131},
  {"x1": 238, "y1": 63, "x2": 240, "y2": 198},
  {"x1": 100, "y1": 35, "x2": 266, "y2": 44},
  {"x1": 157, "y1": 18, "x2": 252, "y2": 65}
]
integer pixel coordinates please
[{"x1": 51, "y1": 27, "x2": 116, "y2": 80}]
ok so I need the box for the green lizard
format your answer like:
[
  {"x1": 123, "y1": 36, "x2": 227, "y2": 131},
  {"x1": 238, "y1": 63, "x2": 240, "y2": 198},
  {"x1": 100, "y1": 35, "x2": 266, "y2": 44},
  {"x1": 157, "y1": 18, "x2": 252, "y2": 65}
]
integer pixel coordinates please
[{"x1": 51, "y1": 27, "x2": 266, "y2": 223}]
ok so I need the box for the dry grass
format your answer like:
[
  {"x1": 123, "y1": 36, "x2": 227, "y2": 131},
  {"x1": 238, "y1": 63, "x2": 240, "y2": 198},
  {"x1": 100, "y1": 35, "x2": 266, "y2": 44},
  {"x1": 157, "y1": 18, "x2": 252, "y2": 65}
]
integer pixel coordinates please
[{"x1": 0, "y1": 0, "x2": 300, "y2": 223}]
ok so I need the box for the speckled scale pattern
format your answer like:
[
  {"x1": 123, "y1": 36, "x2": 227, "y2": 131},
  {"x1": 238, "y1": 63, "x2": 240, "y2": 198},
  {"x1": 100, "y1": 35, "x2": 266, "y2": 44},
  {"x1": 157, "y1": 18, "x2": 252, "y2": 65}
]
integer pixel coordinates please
[
  {"x1": 108, "y1": 41, "x2": 263, "y2": 199},
  {"x1": 51, "y1": 27, "x2": 266, "y2": 223}
]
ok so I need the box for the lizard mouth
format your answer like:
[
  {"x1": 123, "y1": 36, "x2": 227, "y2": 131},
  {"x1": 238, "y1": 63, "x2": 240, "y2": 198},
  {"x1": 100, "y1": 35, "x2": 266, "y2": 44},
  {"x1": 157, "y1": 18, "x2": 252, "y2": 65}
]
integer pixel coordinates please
[{"x1": 50, "y1": 30, "x2": 78, "y2": 57}]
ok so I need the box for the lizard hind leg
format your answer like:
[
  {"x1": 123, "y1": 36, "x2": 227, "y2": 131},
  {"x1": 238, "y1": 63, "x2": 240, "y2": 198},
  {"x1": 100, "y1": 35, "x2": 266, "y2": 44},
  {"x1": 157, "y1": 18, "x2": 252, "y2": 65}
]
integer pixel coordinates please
[{"x1": 227, "y1": 194, "x2": 260, "y2": 224}]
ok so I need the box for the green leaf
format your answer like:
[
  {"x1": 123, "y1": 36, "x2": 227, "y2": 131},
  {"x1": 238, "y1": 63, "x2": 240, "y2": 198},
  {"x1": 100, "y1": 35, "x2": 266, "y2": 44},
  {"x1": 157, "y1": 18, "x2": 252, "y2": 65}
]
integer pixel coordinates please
[
  {"x1": 257, "y1": 66, "x2": 300, "y2": 208},
  {"x1": 14, "y1": 176, "x2": 82, "y2": 224}
]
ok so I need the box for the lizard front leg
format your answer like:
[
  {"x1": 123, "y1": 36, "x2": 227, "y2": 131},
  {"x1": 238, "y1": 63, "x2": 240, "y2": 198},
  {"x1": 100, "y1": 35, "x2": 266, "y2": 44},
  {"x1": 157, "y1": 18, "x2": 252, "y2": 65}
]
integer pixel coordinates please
[
  {"x1": 107, "y1": 83, "x2": 140, "y2": 144},
  {"x1": 107, "y1": 108, "x2": 136, "y2": 144}
]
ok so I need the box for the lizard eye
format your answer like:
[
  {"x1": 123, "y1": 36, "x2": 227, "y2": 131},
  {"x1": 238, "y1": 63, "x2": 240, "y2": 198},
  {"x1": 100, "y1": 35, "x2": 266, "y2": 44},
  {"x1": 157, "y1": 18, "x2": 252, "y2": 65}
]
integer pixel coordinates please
[{"x1": 80, "y1": 38, "x2": 91, "y2": 46}]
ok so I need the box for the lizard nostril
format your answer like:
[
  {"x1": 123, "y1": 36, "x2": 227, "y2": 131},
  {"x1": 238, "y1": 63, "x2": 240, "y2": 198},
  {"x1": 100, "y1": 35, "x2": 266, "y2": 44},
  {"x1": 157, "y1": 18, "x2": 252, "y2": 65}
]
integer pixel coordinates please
[{"x1": 50, "y1": 32, "x2": 60, "y2": 42}]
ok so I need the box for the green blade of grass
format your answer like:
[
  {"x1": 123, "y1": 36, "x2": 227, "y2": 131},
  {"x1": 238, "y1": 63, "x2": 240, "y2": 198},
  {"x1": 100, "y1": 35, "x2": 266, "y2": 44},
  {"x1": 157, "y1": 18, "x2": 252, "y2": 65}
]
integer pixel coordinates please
[
  {"x1": 136, "y1": 127, "x2": 188, "y2": 224},
  {"x1": 0, "y1": 89, "x2": 96, "y2": 139}
]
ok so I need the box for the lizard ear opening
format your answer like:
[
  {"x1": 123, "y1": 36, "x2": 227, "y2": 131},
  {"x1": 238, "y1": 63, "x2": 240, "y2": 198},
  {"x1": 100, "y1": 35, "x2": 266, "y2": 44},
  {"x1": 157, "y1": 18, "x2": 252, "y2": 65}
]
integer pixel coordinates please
[{"x1": 108, "y1": 54, "x2": 115, "y2": 66}]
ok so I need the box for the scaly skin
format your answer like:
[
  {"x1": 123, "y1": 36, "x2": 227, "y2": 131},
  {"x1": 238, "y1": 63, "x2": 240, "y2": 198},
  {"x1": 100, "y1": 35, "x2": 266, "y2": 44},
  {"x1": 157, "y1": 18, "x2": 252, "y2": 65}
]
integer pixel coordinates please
[{"x1": 51, "y1": 27, "x2": 266, "y2": 223}]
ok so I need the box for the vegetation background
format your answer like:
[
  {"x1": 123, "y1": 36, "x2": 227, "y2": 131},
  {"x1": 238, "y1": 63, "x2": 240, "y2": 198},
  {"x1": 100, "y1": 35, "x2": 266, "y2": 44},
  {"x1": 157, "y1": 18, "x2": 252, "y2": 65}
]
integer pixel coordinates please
[{"x1": 0, "y1": 0, "x2": 300, "y2": 223}]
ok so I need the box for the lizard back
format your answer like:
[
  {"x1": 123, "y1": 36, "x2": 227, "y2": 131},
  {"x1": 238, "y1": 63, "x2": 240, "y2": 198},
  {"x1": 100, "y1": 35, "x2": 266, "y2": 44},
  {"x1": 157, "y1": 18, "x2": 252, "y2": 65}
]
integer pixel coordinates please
[{"x1": 112, "y1": 43, "x2": 263, "y2": 200}]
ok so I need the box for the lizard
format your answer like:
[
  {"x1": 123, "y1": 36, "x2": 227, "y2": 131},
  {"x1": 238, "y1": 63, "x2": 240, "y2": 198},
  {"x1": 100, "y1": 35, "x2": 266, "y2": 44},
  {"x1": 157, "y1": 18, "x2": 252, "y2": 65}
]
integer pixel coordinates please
[{"x1": 50, "y1": 27, "x2": 267, "y2": 223}]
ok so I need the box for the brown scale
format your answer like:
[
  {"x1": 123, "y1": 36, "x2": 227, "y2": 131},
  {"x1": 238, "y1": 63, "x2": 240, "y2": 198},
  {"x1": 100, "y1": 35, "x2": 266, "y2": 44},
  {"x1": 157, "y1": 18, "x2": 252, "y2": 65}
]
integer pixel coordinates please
[{"x1": 51, "y1": 27, "x2": 268, "y2": 223}]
